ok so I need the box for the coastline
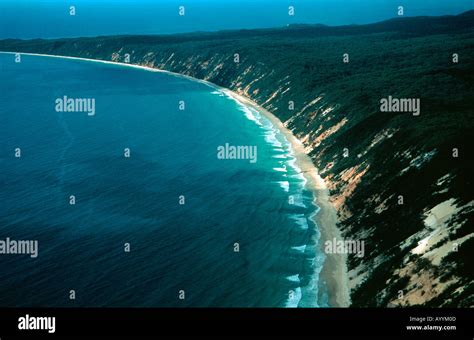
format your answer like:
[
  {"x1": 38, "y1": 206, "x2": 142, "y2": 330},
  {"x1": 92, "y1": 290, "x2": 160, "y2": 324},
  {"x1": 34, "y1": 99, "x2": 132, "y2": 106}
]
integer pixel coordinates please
[
  {"x1": 0, "y1": 51, "x2": 350, "y2": 307},
  {"x1": 222, "y1": 89, "x2": 351, "y2": 307}
]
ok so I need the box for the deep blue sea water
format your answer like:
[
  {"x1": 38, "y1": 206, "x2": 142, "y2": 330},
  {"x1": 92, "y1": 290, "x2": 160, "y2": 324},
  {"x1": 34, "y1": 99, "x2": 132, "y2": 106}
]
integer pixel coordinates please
[{"x1": 0, "y1": 53, "x2": 327, "y2": 307}]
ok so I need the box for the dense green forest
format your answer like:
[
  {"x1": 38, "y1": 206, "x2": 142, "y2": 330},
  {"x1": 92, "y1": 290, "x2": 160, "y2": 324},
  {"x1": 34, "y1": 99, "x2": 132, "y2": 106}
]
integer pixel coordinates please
[{"x1": 1, "y1": 11, "x2": 473, "y2": 306}]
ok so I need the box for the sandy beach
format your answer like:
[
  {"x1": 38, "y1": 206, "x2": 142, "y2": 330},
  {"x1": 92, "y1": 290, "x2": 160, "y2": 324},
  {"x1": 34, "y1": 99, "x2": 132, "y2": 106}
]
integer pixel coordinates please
[
  {"x1": 221, "y1": 89, "x2": 351, "y2": 307},
  {"x1": 1, "y1": 51, "x2": 351, "y2": 307}
]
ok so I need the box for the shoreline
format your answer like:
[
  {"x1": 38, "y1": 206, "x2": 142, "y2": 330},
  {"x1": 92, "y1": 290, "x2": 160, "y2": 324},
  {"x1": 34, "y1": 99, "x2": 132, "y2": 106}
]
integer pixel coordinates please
[
  {"x1": 1, "y1": 51, "x2": 351, "y2": 307},
  {"x1": 223, "y1": 89, "x2": 350, "y2": 307}
]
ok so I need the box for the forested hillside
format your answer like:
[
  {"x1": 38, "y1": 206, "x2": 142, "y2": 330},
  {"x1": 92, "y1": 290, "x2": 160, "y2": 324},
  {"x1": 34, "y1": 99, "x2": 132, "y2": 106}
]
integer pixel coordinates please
[{"x1": 1, "y1": 11, "x2": 473, "y2": 306}]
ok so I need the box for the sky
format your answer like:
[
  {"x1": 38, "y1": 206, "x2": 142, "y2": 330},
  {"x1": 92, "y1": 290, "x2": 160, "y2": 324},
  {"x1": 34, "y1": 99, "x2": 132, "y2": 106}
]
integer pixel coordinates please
[{"x1": 0, "y1": 0, "x2": 473, "y2": 39}]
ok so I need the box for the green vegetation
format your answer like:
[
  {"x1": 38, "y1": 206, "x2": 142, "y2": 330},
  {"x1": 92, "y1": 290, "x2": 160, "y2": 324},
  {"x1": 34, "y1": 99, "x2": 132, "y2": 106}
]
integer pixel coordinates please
[{"x1": 1, "y1": 11, "x2": 473, "y2": 306}]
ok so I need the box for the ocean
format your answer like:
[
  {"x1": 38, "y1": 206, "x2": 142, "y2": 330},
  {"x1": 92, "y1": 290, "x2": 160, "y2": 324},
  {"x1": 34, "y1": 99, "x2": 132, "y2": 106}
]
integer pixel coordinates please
[{"x1": 0, "y1": 53, "x2": 327, "y2": 307}]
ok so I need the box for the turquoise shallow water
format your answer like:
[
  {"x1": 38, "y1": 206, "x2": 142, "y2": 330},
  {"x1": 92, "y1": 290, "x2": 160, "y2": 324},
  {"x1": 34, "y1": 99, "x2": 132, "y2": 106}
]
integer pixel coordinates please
[{"x1": 0, "y1": 53, "x2": 327, "y2": 307}]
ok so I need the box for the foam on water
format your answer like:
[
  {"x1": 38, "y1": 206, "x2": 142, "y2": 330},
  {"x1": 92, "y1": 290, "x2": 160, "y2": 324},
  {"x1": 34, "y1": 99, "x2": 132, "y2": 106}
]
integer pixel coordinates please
[
  {"x1": 274, "y1": 180, "x2": 290, "y2": 192},
  {"x1": 289, "y1": 214, "x2": 309, "y2": 230},
  {"x1": 285, "y1": 274, "x2": 302, "y2": 307},
  {"x1": 291, "y1": 245, "x2": 307, "y2": 253},
  {"x1": 210, "y1": 90, "x2": 224, "y2": 96},
  {"x1": 273, "y1": 166, "x2": 287, "y2": 172},
  {"x1": 0, "y1": 54, "x2": 328, "y2": 307},
  {"x1": 218, "y1": 88, "x2": 325, "y2": 307}
]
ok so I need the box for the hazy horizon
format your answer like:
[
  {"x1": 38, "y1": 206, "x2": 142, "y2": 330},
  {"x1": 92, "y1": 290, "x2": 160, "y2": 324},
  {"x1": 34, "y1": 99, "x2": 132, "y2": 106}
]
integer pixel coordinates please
[{"x1": 0, "y1": 0, "x2": 473, "y2": 39}]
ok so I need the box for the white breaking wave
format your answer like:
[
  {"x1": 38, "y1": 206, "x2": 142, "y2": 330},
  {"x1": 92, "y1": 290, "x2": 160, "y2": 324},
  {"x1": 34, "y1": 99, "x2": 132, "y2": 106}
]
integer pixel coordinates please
[
  {"x1": 273, "y1": 165, "x2": 287, "y2": 172},
  {"x1": 238, "y1": 106, "x2": 263, "y2": 126},
  {"x1": 210, "y1": 90, "x2": 225, "y2": 96},
  {"x1": 285, "y1": 275, "x2": 302, "y2": 307},
  {"x1": 289, "y1": 214, "x2": 309, "y2": 229},
  {"x1": 291, "y1": 245, "x2": 307, "y2": 253},
  {"x1": 275, "y1": 180, "x2": 290, "y2": 192},
  {"x1": 211, "y1": 83, "x2": 323, "y2": 308}
]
